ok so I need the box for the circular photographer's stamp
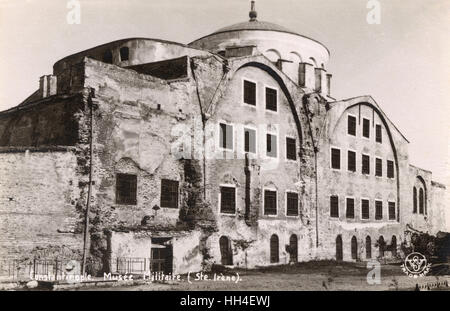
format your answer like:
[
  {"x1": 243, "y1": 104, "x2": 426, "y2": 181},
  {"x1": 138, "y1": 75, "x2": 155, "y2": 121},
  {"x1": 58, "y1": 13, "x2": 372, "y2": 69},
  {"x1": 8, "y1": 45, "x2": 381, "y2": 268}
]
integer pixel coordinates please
[{"x1": 401, "y1": 252, "x2": 432, "y2": 278}]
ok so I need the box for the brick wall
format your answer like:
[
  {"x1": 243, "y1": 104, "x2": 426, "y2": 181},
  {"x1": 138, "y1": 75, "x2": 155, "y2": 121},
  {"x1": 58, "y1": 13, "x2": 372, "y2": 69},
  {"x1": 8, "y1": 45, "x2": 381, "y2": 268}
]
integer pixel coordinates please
[{"x1": 0, "y1": 151, "x2": 83, "y2": 260}]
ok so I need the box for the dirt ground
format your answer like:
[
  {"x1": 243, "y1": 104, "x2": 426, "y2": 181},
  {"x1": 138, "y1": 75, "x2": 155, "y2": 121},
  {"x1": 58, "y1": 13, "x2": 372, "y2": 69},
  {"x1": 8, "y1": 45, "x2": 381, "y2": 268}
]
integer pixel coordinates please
[{"x1": 76, "y1": 261, "x2": 450, "y2": 291}]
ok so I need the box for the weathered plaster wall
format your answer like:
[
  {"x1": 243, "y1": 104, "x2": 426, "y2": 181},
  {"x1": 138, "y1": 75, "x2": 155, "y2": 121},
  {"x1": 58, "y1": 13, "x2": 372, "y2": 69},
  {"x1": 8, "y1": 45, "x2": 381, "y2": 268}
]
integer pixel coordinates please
[
  {"x1": 78, "y1": 58, "x2": 211, "y2": 273},
  {"x1": 110, "y1": 230, "x2": 203, "y2": 274},
  {"x1": 203, "y1": 56, "x2": 316, "y2": 267},
  {"x1": 429, "y1": 182, "x2": 447, "y2": 234},
  {"x1": 0, "y1": 151, "x2": 83, "y2": 260},
  {"x1": 406, "y1": 165, "x2": 447, "y2": 235},
  {"x1": 315, "y1": 97, "x2": 410, "y2": 261}
]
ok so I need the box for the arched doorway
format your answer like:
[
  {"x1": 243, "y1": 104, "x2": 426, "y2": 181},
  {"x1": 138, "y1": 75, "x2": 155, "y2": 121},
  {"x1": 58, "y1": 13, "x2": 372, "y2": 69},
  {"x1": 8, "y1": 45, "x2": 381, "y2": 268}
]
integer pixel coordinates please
[
  {"x1": 366, "y1": 236, "x2": 372, "y2": 259},
  {"x1": 391, "y1": 236, "x2": 397, "y2": 257},
  {"x1": 219, "y1": 236, "x2": 233, "y2": 265},
  {"x1": 270, "y1": 234, "x2": 279, "y2": 263},
  {"x1": 351, "y1": 236, "x2": 358, "y2": 260},
  {"x1": 289, "y1": 234, "x2": 298, "y2": 263},
  {"x1": 336, "y1": 235, "x2": 343, "y2": 261},
  {"x1": 379, "y1": 236, "x2": 385, "y2": 258}
]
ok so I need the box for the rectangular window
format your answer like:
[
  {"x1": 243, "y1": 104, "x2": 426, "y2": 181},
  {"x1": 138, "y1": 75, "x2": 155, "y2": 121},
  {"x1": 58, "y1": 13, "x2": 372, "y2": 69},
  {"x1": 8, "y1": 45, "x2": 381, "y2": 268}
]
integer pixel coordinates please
[
  {"x1": 286, "y1": 137, "x2": 296, "y2": 160},
  {"x1": 363, "y1": 118, "x2": 370, "y2": 138},
  {"x1": 375, "y1": 158, "x2": 382, "y2": 177},
  {"x1": 375, "y1": 201, "x2": 383, "y2": 220},
  {"x1": 346, "y1": 198, "x2": 355, "y2": 219},
  {"x1": 244, "y1": 128, "x2": 256, "y2": 153},
  {"x1": 362, "y1": 154, "x2": 370, "y2": 175},
  {"x1": 220, "y1": 186, "x2": 236, "y2": 214},
  {"x1": 330, "y1": 195, "x2": 339, "y2": 218},
  {"x1": 265, "y1": 87, "x2": 277, "y2": 112},
  {"x1": 160, "y1": 179, "x2": 179, "y2": 208},
  {"x1": 219, "y1": 123, "x2": 233, "y2": 150},
  {"x1": 348, "y1": 115, "x2": 356, "y2": 136},
  {"x1": 361, "y1": 199, "x2": 370, "y2": 219},
  {"x1": 286, "y1": 192, "x2": 299, "y2": 216},
  {"x1": 331, "y1": 148, "x2": 341, "y2": 170},
  {"x1": 243, "y1": 80, "x2": 256, "y2": 106},
  {"x1": 376, "y1": 124, "x2": 382, "y2": 143},
  {"x1": 389, "y1": 202, "x2": 396, "y2": 220},
  {"x1": 387, "y1": 160, "x2": 394, "y2": 178},
  {"x1": 116, "y1": 173, "x2": 137, "y2": 205},
  {"x1": 266, "y1": 134, "x2": 278, "y2": 158},
  {"x1": 348, "y1": 150, "x2": 356, "y2": 172},
  {"x1": 264, "y1": 190, "x2": 277, "y2": 215}
]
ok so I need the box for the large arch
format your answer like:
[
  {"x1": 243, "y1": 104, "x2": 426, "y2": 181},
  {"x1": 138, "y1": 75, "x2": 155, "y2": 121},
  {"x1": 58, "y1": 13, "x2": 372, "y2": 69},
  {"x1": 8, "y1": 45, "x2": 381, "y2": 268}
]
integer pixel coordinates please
[
  {"x1": 337, "y1": 102, "x2": 401, "y2": 221},
  {"x1": 238, "y1": 62, "x2": 304, "y2": 147}
]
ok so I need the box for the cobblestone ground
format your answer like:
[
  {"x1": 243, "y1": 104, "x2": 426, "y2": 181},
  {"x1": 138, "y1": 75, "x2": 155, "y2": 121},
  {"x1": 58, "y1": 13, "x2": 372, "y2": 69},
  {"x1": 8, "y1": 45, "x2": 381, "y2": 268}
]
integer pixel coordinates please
[{"x1": 76, "y1": 261, "x2": 450, "y2": 291}]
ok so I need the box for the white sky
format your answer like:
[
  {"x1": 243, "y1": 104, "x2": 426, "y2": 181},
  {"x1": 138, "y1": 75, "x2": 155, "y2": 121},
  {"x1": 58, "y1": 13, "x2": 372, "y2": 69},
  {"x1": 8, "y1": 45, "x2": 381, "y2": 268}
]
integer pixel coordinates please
[{"x1": 0, "y1": 0, "x2": 449, "y2": 190}]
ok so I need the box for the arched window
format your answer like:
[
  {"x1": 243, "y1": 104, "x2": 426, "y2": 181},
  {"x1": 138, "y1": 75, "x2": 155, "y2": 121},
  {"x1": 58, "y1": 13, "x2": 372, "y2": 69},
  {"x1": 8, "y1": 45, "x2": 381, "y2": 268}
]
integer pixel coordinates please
[
  {"x1": 219, "y1": 236, "x2": 233, "y2": 265},
  {"x1": 289, "y1": 234, "x2": 298, "y2": 263},
  {"x1": 419, "y1": 188, "x2": 424, "y2": 214},
  {"x1": 336, "y1": 235, "x2": 343, "y2": 261},
  {"x1": 413, "y1": 187, "x2": 417, "y2": 213},
  {"x1": 391, "y1": 236, "x2": 397, "y2": 257},
  {"x1": 351, "y1": 236, "x2": 358, "y2": 260},
  {"x1": 103, "y1": 50, "x2": 113, "y2": 64},
  {"x1": 378, "y1": 236, "x2": 385, "y2": 257},
  {"x1": 270, "y1": 234, "x2": 279, "y2": 263},
  {"x1": 415, "y1": 176, "x2": 427, "y2": 215},
  {"x1": 120, "y1": 47, "x2": 130, "y2": 62},
  {"x1": 366, "y1": 236, "x2": 372, "y2": 259}
]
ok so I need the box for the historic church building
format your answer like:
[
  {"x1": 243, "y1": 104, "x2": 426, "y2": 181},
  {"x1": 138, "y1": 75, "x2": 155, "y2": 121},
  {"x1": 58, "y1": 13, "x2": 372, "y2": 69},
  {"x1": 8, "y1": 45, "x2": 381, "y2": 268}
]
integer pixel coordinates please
[{"x1": 0, "y1": 2, "x2": 447, "y2": 276}]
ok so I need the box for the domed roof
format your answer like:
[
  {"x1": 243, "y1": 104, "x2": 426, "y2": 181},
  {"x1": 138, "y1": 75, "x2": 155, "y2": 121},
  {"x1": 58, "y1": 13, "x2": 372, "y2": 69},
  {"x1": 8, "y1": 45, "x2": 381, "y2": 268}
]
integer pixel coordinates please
[{"x1": 212, "y1": 20, "x2": 300, "y2": 37}]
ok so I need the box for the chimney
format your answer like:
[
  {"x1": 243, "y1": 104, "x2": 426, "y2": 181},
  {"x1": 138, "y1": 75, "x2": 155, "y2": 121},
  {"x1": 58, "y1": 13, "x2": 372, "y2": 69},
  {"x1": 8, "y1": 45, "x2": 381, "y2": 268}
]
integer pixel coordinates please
[{"x1": 39, "y1": 75, "x2": 57, "y2": 99}]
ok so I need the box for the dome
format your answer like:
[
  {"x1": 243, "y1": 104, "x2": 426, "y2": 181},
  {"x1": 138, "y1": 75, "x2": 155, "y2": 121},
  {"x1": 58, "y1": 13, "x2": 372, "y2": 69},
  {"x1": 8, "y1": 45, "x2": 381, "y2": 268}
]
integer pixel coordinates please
[{"x1": 212, "y1": 20, "x2": 301, "y2": 37}]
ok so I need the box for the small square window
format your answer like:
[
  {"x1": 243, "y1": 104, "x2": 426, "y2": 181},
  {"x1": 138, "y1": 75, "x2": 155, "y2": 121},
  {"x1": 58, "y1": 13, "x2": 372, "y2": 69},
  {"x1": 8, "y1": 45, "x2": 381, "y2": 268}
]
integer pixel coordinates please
[
  {"x1": 348, "y1": 150, "x2": 356, "y2": 172},
  {"x1": 346, "y1": 198, "x2": 355, "y2": 219},
  {"x1": 331, "y1": 148, "x2": 341, "y2": 170},
  {"x1": 375, "y1": 158, "x2": 382, "y2": 177},
  {"x1": 243, "y1": 80, "x2": 256, "y2": 106},
  {"x1": 363, "y1": 118, "x2": 370, "y2": 138},
  {"x1": 375, "y1": 201, "x2": 383, "y2": 220},
  {"x1": 286, "y1": 137, "x2": 296, "y2": 160},
  {"x1": 330, "y1": 196, "x2": 339, "y2": 218},
  {"x1": 265, "y1": 87, "x2": 277, "y2": 112},
  {"x1": 220, "y1": 186, "x2": 236, "y2": 214},
  {"x1": 389, "y1": 202, "x2": 396, "y2": 220},
  {"x1": 387, "y1": 160, "x2": 394, "y2": 178},
  {"x1": 348, "y1": 115, "x2": 356, "y2": 136},
  {"x1": 286, "y1": 192, "x2": 299, "y2": 216},
  {"x1": 219, "y1": 123, "x2": 233, "y2": 150},
  {"x1": 376, "y1": 124, "x2": 382, "y2": 143},
  {"x1": 116, "y1": 173, "x2": 137, "y2": 205},
  {"x1": 160, "y1": 179, "x2": 179, "y2": 208},
  {"x1": 361, "y1": 199, "x2": 370, "y2": 219},
  {"x1": 266, "y1": 134, "x2": 277, "y2": 158},
  {"x1": 264, "y1": 190, "x2": 277, "y2": 215},
  {"x1": 244, "y1": 128, "x2": 256, "y2": 153},
  {"x1": 362, "y1": 154, "x2": 370, "y2": 175}
]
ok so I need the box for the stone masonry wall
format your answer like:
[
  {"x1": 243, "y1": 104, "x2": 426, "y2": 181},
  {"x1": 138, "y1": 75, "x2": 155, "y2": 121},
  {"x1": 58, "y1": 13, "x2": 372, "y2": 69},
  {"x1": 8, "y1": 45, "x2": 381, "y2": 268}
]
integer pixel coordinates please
[{"x1": 0, "y1": 151, "x2": 83, "y2": 261}]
